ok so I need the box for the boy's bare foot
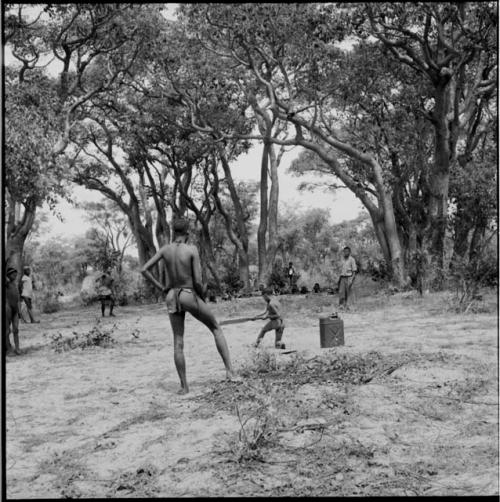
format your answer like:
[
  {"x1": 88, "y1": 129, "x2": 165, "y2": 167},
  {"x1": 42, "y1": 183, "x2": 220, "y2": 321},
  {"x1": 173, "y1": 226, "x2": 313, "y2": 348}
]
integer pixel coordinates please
[
  {"x1": 177, "y1": 387, "x2": 189, "y2": 395},
  {"x1": 226, "y1": 371, "x2": 242, "y2": 383}
]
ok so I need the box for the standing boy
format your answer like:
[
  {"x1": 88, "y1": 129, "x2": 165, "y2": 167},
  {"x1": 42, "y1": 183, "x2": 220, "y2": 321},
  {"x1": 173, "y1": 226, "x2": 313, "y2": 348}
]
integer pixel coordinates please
[
  {"x1": 253, "y1": 288, "x2": 286, "y2": 349},
  {"x1": 21, "y1": 266, "x2": 39, "y2": 323},
  {"x1": 338, "y1": 246, "x2": 357, "y2": 309},
  {"x1": 141, "y1": 218, "x2": 238, "y2": 394}
]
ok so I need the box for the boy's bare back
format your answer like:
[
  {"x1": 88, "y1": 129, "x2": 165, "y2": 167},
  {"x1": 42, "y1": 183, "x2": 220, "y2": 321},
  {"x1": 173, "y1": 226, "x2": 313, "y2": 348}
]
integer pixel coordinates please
[{"x1": 161, "y1": 242, "x2": 197, "y2": 289}]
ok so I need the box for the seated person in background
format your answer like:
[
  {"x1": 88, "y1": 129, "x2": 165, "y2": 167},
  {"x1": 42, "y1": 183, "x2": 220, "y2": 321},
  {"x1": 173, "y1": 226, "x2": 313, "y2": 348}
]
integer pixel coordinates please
[{"x1": 313, "y1": 283, "x2": 321, "y2": 293}]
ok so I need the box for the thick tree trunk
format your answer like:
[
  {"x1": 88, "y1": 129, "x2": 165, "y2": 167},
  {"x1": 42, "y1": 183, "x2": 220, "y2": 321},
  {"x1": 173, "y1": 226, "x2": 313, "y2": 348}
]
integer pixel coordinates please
[
  {"x1": 6, "y1": 235, "x2": 26, "y2": 279},
  {"x1": 197, "y1": 225, "x2": 222, "y2": 291},
  {"x1": 265, "y1": 143, "x2": 280, "y2": 278},
  {"x1": 371, "y1": 160, "x2": 406, "y2": 286},
  {"x1": 469, "y1": 214, "x2": 488, "y2": 263},
  {"x1": 368, "y1": 212, "x2": 391, "y2": 267},
  {"x1": 127, "y1": 205, "x2": 160, "y2": 302},
  {"x1": 429, "y1": 84, "x2": 452, "y2": 274},
  {"x1": 5, "y1": 198, "x2": 37, "y2": 282}
]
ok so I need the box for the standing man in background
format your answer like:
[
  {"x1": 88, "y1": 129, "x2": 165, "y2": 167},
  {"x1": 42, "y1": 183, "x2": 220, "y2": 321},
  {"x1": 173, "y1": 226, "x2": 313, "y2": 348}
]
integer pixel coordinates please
[
  {"x1": 20, "y1": 266, "x2": 39, "y2": 323},
  {"x1": 287, "y1": 262, "x2": 295, "y2": 288},
  {"x1": 97, "y1": 269, "x2": 116, "y2": 317},
  {"x1": 338, "y1": 246, "x2": 357, "y2": 310}
]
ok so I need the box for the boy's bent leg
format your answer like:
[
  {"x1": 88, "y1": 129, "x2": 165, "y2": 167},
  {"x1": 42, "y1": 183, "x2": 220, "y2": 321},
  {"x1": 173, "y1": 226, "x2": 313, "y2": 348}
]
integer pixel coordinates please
[
  {"x1": 168, "y1": 312, "x2": 189, "y2": 394},
  {"x1": 184, "y1": 294, "x2": 237, "y2": 380},
  {"x1": 275, "y1": 323, "x2": 285, "y2": 348},
  {"x1": 254, "y1": 329, "x2": 267, "y2": 347},
  {"x1": 255, "y1": 321, "x2": 273, "y2": 347}
]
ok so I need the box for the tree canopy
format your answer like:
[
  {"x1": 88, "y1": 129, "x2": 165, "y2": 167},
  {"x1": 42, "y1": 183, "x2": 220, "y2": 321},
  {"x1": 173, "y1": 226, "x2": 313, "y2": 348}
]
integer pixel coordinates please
[{"x1": 4, "y1": 2, "x2": 497, "y2": 292}]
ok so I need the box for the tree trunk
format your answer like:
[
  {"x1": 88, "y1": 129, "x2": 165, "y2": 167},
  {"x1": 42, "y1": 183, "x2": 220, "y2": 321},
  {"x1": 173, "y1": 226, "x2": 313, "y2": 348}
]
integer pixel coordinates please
[
  {"x1": 429, "y1": 83, "x2": 452, "y2": 275},
  {"x1": 218, "y1": 150, "x2": 251, "y2": 291},
  {"x1": 127, "y1": 204, "x2": 160, "y2": 301},
  {"x1": 368, "y1": 211, "x2": 391, "y2": 267},
  {"x1": 451, "y1": 199, "x2": 472, "y2": 264},
  {"x1": 197, "y1": 224, "x2": 222, "y2": 291},
  {"x1": 155, "y1": 210, "x2": 170, "y2": 287},
  {"x1": 469, "y1": 214, "x2": 488, "y2": 263},
  {"x1": 371, "y1": 159, "x2": 406, "y2": 286},
  {"x1": 5, "y1": 198, "x2": 37, "y2": 283},
  {"x1": 266, "y1": 143, "x2": 280, "y2": 278},
  {"x1": 257, "y1": 141, "x2": 270, "y2": 285},
  {"x1": 238, "y1": 249, "x2": 250, "y2": 292}
]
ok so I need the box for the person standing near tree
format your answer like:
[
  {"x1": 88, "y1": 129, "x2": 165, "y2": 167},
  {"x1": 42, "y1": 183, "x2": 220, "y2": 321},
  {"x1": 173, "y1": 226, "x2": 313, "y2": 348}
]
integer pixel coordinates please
[
  {"x1": 96, "y1": 269, "x2": 116, "y2": 317},
  {"x1": 287, "y1": 262, "x2": 295, "y2": 287},
  {"x1": 141, "y1": 218, "x2": 239, "y2": 395},
  {"x1": 5, "y1": 267, "x2": 21, "y2": 355},
  {"x1": 338, "y1": 246, "x2": 357, "y2": 310},
  {"x1": 20, "y1": 266, "x2": 39, "y2": 323}
]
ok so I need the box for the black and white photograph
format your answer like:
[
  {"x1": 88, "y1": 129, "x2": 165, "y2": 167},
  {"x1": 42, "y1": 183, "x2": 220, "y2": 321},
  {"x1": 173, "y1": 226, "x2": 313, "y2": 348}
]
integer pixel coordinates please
[{"x1": 3, "y1": 2, "x2": 498, "y2": 498}]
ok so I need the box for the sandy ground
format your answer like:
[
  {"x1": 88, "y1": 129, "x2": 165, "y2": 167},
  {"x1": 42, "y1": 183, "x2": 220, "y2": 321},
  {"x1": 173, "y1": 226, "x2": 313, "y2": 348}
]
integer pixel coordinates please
[{"x1": 5, "y1": 287, "x2": 499, "y2": 497}]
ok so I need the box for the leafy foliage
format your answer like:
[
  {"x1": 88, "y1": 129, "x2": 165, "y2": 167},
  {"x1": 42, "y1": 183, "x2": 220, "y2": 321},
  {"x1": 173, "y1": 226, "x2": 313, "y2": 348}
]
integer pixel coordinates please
[
  {"x1": 44, "y1": 320, "x2": 117, "y2": 352},
  {"x1": 5, "y1": 70, "x2": 65, "y2": 208}
]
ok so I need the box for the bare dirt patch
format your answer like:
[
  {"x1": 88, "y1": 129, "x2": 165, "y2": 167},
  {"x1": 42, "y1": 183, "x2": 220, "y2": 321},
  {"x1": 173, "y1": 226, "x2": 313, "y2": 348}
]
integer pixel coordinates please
[{"x1": 6, "y1": 290, "x2": 498, "y2": 497}]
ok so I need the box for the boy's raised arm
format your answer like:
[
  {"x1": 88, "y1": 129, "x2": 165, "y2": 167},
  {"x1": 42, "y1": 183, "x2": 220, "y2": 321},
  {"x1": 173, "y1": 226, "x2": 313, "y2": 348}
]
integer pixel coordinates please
[
  {"x1": 141, "y1": 248, "x2": 168, "y2": 292},
  {"x1": 191, "y1": 247, "x2": 206, "y2": 300}
]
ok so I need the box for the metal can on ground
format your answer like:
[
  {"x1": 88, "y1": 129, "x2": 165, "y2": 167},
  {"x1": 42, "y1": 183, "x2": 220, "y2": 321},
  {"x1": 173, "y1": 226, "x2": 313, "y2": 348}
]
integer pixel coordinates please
[{"x1": 319, "y1": 314, "x2": 344, "y2": 348}]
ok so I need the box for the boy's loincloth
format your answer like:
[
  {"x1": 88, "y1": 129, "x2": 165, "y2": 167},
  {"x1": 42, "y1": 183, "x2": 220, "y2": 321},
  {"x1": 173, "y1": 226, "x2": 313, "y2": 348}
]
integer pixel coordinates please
[{"x1": 166, "y1": 287, "x2": 199, "y2": 314}]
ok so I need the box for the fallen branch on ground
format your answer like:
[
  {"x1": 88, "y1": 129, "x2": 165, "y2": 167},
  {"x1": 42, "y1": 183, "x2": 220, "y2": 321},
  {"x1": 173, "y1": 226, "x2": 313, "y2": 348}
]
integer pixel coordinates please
[
  {"x1": 361, "y1": 361, "x2": 408, "y2": 384},
  {"x1": 417, "y1": 393, "x2": 498, "y2": 406}
]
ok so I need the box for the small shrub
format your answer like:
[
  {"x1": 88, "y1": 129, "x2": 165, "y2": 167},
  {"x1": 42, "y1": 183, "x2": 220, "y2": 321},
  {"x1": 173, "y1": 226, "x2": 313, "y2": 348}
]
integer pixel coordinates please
[
  {"x1": 232, "y1": 403, "x2": 280, "y2": 463},
  {"x1": 39, "y1": 292, "x2": 60, "y2": 313},
  {"x1": 44, "y1": 320, "x2": 117, "y2": 352},
  {"x1": 117, "y1": 293, "x2": 128, "y2": 306},
  {"x1": 449, "y1": 249, "x2": 498, "y2": 312},
  {"x1": 221, "y1": 263, "x2": 243, "y2": 295},
  {"x1": 240, "y1": 350, "x2": 278, "y2": 377}
]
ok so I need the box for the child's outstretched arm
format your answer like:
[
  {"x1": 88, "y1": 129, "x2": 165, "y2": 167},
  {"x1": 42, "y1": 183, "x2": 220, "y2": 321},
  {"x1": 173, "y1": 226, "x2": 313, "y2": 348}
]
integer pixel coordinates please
[{"x1": 253, "y1": 308, "x2": 268, "y2": 320}]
